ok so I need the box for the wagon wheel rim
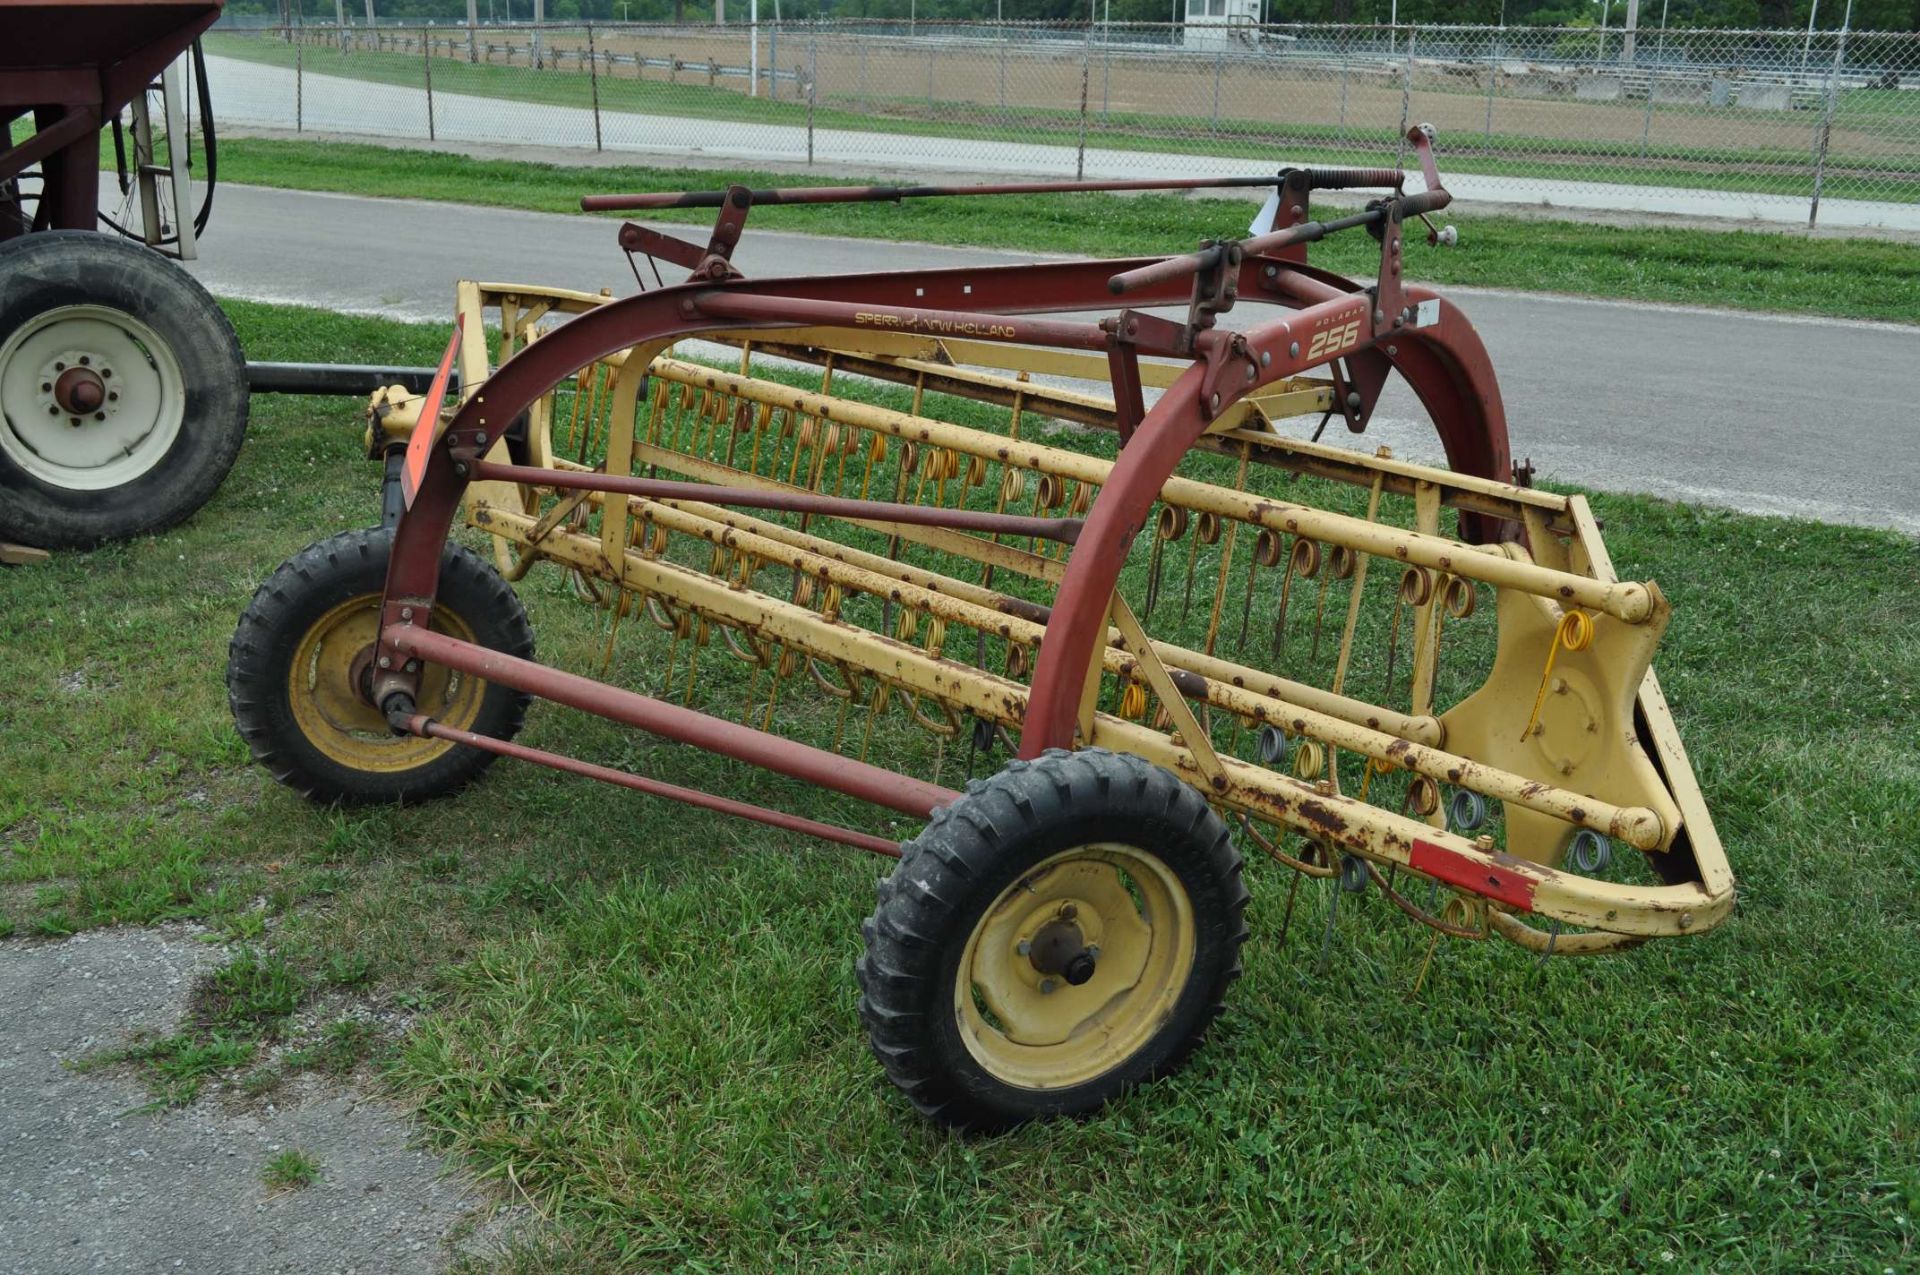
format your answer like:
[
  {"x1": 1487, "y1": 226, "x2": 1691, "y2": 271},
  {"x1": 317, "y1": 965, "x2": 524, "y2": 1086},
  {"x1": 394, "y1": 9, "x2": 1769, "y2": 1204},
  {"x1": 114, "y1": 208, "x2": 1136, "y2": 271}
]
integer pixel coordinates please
[
  {"x1": 0, "y1": 304, "x2": 185, "y2": 491},
  {"x1": 288, "y1": 592, "x2": 486, "y2": 772},
  {"x1": 955, "y1": 843, "x2": 1196, "y2": 1091}
]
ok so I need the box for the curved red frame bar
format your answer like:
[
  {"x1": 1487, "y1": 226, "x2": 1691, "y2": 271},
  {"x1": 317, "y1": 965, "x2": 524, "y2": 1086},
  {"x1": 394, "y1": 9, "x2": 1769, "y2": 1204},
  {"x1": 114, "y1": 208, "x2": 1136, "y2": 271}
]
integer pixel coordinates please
[{"x1": 369, "y1": 252, "x2": 1512, "y2": 804}]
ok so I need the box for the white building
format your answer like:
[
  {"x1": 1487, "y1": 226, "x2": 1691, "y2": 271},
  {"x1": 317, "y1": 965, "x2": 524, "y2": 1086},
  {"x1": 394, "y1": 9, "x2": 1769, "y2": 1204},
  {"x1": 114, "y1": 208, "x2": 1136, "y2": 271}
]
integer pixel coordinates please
[{"x1": 1181, "y1": 0, "x2": 1261, "y2": 50}]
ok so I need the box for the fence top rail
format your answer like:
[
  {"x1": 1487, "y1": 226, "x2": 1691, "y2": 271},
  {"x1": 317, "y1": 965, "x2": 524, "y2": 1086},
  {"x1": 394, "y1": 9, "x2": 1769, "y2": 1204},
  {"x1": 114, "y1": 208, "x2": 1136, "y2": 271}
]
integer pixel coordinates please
[{"x1": 217, "y1": 19, "x2": 1920, "y2": 40}]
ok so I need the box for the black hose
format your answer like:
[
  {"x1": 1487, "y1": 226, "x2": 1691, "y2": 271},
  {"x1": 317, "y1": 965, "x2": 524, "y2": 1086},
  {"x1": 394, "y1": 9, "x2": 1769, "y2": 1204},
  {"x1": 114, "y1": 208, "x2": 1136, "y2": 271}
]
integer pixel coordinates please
[{"x1": 96, "y1": 38, "x2": 219, "y2": 251}]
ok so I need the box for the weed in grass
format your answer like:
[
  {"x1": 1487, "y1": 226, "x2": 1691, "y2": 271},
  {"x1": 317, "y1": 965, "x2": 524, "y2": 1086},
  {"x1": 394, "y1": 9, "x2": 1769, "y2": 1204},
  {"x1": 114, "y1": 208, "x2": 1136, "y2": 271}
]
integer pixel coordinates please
[
  {"x1": 195, "y1": 947, "x2": 306, "y2": 1031},
  {"x1": 321, "y1": 951, "x2": 375, "y2": 988},
  {"x1": 81, "y1": 1032, "x2": 258, "y2": 1108},
  {"x1": 262, "y1": 1149, "x2": 321, "y2": 1193},
  {"x1": 286, "y1": 1019, "x2": 379, "y2": 1078}
]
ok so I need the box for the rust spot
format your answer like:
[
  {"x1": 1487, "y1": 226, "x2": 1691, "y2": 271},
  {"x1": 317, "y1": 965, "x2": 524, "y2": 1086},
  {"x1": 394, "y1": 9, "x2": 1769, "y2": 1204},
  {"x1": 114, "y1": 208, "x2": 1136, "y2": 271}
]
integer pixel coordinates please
[
  {"x1": 1385, "y1": 739, "x2": 1410, "y2": 758},
  {"x1": 1300, "y1": 804, "x2": 1349, "y2": 836},
  {"x1": 1168, "y1": 668, "x2": 1207, "y2": 699},
  {"x1": 1446, "y1": 767, "x2": 1462, "y2": 782},
  {"x1": 1571, "y1": 806, "x2": 1587, "y2": 822},
  {"x1": 1559, "y1": 585, "x2": 1575, "y2": 598}
]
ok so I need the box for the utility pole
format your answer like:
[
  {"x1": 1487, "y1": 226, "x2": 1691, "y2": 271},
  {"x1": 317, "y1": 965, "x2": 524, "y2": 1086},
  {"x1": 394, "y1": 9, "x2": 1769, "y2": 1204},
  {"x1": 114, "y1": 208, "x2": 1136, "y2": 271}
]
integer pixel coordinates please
[{"x1": 1623, "y1": 0, "x2": 1638, "y2": 61}]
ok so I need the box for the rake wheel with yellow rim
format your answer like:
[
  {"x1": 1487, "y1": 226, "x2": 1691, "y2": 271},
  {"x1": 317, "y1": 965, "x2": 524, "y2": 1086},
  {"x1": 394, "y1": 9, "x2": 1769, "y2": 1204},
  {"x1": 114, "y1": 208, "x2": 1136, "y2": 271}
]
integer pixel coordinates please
[
  {"x1": 858, "y1": 748, "x2": 1247, "y2": 1131},
  {"x1": 226, "y1": 526, "x2": 534, "y2": 805}
]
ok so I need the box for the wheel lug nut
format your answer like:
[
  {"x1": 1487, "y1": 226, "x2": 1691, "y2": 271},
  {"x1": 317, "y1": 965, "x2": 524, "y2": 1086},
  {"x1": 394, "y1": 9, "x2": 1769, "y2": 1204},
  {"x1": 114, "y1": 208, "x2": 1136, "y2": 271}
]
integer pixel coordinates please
[
  {"x1": 1039, "y1": 978, "x2": 1057, "y2": 994},
  {"x1": 40, "y1": 382, "x2": 51, "y2": 392},
  {"x1": 1015, "y1": 939, "x2": 1031, "y2": 956},
  {"x1": 53, "y1": 361, "x2": 65, "y2": 371},
  {"x1": 77, "y1": 356, "x2": 89, "y2": 366},
  {"x1": 1058, "y1": 902, "x2": 1077, "y2": 921}
]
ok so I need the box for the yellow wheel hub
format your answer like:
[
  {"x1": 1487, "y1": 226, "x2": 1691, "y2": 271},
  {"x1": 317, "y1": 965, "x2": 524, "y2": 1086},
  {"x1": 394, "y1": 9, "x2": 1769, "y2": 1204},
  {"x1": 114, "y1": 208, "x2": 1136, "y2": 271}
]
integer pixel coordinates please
[
  {"x1": 955, "y1": 843, "x2": 1196, "y2": 1091},
  {"x1": 288, "y1": 592, "x2": 485, "y2": 772}
]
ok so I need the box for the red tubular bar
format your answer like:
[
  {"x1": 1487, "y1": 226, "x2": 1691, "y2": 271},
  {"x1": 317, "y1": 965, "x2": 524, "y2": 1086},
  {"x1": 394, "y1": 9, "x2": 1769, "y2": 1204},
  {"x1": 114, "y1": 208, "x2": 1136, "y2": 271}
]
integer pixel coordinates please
[
  {"x1": 468, "y1": 462, "x2": 1083, "y2": 544},
  {"x1": 385, "y1": 625, "x2": 959, "y2": 819},
  {"x1": 691, "y1": 292, "x2": 1117, "y2": 353},
  {"x1": 405, "y1": 716, "x2": 902, "y2": 858}
]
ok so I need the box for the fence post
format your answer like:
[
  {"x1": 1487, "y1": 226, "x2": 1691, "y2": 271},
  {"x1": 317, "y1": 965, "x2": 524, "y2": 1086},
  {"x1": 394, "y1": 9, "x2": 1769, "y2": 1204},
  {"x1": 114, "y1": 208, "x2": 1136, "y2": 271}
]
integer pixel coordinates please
[
  {"x1": 1396, "y1": 27, "x2": 1416, "y2": 167},
  {"x1": 1076, "y1": 17, "x2": 1093, "y2": 179},
  {"x1": 588, "y1": 23, "x2": 603, "y2": 151},
  {"x1": 999, "y1": 32, "x2": 1007, "y2": 113},
  {"x1": 1211, "y1": 50, "x2": 1222, "y2": 130},
  {"x1": 1482, "y1": 31, "x2": 1497, "y2": 149},
  {"x1": 295, "y1": 32, "x2": 304, "y2": 133},
  {"x1": 1338, "y1": 34, "x2": 1348, "y2": 142},
  {"x1": 1808, "y1": 30, "x2": 1845, "y2": 228},
  {"x1": 770, "y1": 23, "x2": 778, "y2": 98},
  {"x1": 807, "y1": 26, "x2": 817, "y2": 165},
  {"x1": 1102, "y1": 23, "x2": 1111, "y2": 121},
  {"x1": 423, "y1": 27, "x2": 435, "y2": 142}
]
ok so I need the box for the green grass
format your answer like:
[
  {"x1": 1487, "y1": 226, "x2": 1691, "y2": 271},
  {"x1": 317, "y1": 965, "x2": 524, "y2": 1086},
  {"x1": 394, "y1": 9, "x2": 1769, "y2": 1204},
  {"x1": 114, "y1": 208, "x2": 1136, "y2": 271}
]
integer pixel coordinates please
[
  {"x1": 2, "y1": 299, "x2": 1916, "y2": 1269},
  {"x1": 198, "y1": 137, "x2": 1920, "y2": 324},
  {"x1": 205, "y1": 32, "x2": 1920, "y2": 205},
  {"x1": 263, "y1": 1148, "x2": 323, "y2": 1192}
]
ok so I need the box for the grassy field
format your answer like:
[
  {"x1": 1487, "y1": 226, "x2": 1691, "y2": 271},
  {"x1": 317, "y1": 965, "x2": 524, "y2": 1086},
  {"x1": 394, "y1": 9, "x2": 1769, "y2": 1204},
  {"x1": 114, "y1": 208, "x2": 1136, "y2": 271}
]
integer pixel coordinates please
[
  {"x1": 204, "y1": 32, "x2": 1920, "y2": 206},
  {"x1": 2, "y1": 300, "x2": 1917, "y2": 1270},
  {"x1": 196, "y1": 137, "x2": 1920, "y2": 325}
]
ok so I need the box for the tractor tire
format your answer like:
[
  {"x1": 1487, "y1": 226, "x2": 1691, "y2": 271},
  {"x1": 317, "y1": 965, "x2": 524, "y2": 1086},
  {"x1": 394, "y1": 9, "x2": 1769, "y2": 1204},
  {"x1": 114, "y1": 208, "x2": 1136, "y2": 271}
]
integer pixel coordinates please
[
  {"x1": 227, "y1": 527, "x2": 534, "y2": 806},
  {"x1": 858, "y1": 748, "x2": 1248, "y2": 1132},
  {"x1": 0, "y1": 231, "x2": 247, "y2": 548}
]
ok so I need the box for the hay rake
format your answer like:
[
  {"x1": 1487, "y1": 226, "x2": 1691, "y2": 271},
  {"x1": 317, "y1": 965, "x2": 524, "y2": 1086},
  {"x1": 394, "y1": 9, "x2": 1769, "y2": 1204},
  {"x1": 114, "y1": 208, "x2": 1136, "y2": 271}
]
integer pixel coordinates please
[{"x1": 230, "y1": 127, "x2": 1732, "y2": 1130}]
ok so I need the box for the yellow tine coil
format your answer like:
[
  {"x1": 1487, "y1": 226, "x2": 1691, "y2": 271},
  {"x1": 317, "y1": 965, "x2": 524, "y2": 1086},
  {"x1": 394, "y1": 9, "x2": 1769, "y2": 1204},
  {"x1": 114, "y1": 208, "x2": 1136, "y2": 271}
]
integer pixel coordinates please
[{"x1": 1520, "y1": 610, "x2": 1595, "y2": 742}]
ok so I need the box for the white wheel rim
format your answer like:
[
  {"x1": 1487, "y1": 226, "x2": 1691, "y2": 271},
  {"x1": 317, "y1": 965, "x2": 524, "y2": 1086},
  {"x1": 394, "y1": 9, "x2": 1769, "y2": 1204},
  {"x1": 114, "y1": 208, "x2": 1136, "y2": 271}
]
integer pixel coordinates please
[{"x1": 0, "y1": 304, "x2": 186, "y2": 491}]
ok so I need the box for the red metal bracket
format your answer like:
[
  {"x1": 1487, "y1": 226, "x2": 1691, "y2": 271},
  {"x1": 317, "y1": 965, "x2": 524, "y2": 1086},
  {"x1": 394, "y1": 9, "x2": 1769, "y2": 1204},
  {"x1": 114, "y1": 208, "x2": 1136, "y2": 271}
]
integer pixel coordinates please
[{"x1": 399, "y1": 314, "x2": 464, "y2": 511}]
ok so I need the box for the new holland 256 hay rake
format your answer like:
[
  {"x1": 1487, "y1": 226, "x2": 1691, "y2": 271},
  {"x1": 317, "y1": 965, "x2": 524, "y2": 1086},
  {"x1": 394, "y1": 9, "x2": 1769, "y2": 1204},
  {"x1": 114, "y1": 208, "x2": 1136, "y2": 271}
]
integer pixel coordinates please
[{"x1": 227, "y1": 128, "x2": 1733, "y2": 1130}]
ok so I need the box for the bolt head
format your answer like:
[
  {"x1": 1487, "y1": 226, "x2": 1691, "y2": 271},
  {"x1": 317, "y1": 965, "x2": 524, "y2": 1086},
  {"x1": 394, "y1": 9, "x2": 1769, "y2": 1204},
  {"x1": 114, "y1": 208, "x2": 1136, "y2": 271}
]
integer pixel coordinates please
[
  {"x1": 1016, "y1": 939, "x2": 1031, "y2": 956},
  {"x1": 378, "y1": 655, "x2": 392, "y2": 669},
  {"x1": 1058, "y1": 902, "x2": 1077, "y2": 921},
  {"x1": 1039, "y1": 978, "x2": 1057, "y2": 994},
  {"x1": 1289, "y1": 341, "x2": 1300, "y2": 358},
  {"x1": 1260, "y1": 351, "x2": 1271, "y2": 367}
]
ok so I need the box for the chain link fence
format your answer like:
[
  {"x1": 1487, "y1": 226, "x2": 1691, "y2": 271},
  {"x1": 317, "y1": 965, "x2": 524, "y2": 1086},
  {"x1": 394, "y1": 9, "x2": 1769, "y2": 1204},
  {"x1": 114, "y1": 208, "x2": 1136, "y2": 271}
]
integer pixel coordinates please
[{"x1": 204, "y1": 20, "x2": 1920, "y2": 227}]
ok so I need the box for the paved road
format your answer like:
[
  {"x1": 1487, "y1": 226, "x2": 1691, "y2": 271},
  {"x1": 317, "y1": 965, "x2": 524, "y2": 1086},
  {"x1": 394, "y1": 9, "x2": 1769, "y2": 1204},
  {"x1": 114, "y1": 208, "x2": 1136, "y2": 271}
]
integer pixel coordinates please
[
  {"x1": 0, "y1": 927, "x2": 517, "y2": 1273},
  {"x1": 205, "y1": 54, "x2": 1920, "y2": 232},
  {"x1": 184, "y1": 182, "x2": 1920, "y2": 535}
]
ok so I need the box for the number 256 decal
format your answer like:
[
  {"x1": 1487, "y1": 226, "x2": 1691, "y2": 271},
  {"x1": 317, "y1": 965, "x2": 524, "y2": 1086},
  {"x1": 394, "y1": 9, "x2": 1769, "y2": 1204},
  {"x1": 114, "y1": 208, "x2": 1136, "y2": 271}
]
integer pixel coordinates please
[{"x1": 1305, "y1": 318, "x2": 1363, "y2": 362}]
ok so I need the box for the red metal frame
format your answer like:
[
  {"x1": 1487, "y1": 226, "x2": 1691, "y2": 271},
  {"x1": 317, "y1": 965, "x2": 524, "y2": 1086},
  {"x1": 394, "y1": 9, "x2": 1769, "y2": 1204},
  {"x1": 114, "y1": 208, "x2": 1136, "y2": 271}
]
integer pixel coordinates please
[
  {"x1": 362, "y1": 135, "x2": 1514, "y2": 855},
  {"x1": 0, "y1": 0, "x2": 224, "y2": 240}
]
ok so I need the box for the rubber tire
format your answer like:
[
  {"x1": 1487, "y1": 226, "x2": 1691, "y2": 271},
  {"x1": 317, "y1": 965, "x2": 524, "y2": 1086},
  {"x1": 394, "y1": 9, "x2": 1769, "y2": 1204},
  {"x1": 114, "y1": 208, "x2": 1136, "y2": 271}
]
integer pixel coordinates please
[
  {"x1": 858, "y1": 748, "x2": 1249, "y2": 1132},
  {"x1": 0, "y1": 231, "x2": 248, "y2": 548},
  {"x1": 227, "y1": 527, "x2": 534, "y2": 806}
]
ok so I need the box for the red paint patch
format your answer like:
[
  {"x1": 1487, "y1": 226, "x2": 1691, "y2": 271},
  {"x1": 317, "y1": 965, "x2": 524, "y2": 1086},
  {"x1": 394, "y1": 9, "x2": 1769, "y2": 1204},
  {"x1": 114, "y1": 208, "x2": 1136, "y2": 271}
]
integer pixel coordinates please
[{"x1": 1410, "y1": 838, "x2": 1539, "y2": 910}]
